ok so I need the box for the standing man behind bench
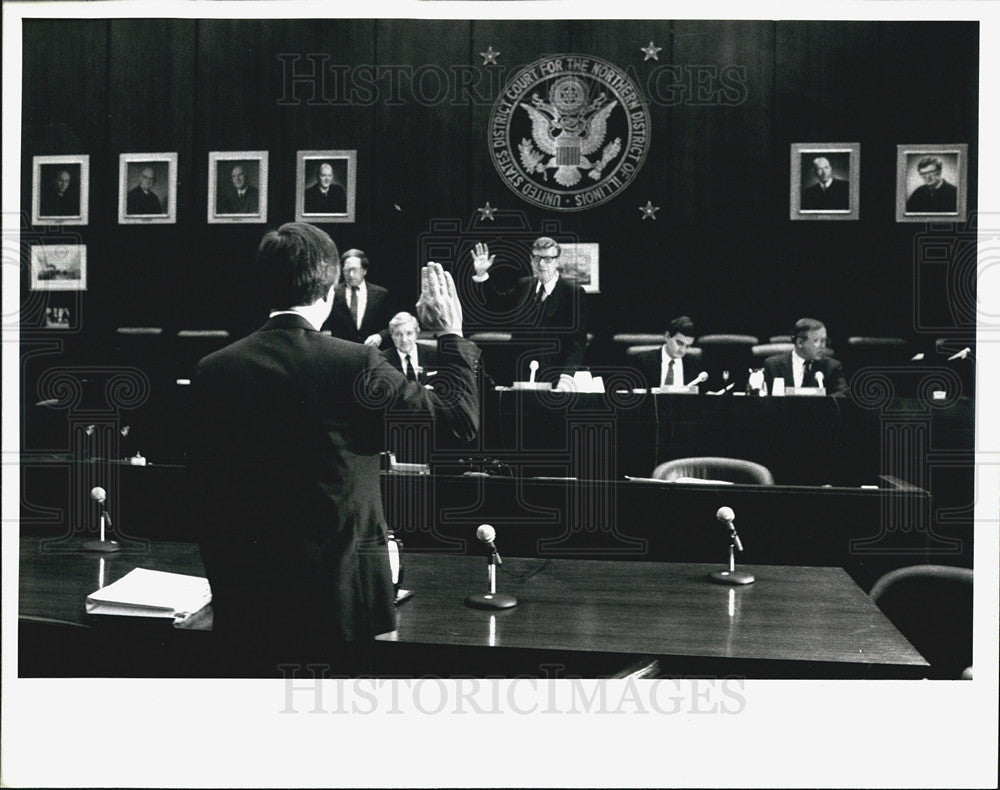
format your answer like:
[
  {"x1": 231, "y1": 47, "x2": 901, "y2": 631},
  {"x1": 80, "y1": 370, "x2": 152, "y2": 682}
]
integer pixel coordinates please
[{"x1": 189, "y1": 222, "x2": 480, "y2": 675}]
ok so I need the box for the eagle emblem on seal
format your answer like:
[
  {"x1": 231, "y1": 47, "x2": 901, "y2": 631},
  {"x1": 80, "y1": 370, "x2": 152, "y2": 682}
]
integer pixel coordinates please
[{"x1": 517, "y1": 76, "x2": 623, "y2": 187}]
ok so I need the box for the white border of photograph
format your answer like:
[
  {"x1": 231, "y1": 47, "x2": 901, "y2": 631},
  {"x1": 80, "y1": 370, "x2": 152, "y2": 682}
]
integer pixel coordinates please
[
  {"x1": 559, "y1": 242, "x2": 600, "y2": 293},
  {"x1": 29, "y1": 244, "x2": 87, "y2": 291},
  {"x1": 295, "y1": 149, "x2": 357, "y2": 224},
  {"x1": 896, "y1": 143, "x2": 968, "y2": 223},
  {"x1": 789, "y1": 142, "x2": 861, "y2": 221},
  {"x1": 32, "y1": 154, "x2": 89, "y2": 226},
  {"x1": 118, "y1": 152, "x2": 178, "y2": 224},
  {"x1": 208, "y1": 150, "x2": 268, "y2": 224}
]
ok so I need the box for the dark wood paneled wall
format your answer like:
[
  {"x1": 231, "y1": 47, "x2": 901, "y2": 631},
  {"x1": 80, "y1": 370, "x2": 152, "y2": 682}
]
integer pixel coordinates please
[{"x1": 21, "y1": 19, "x2": 978, "y2": 344}]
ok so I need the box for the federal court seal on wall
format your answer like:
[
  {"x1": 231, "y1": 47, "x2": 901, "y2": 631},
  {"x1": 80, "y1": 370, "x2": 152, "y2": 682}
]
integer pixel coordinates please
[{"x1": 489, "y1": 54, "x2": 651, "y2": 211}]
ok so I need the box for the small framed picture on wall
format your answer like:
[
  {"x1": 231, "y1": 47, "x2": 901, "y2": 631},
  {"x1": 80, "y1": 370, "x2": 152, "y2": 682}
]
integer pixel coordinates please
[
  {"x1": 296, "y1": 150, "x2": 356, "y2": 223},
  {"x1": 790, "y1": 142, "x2": 860, "y2": 221},
  {"x1": 33, "y1": 155, "x2": 89, "y2": 225},
  {"x1": 208, "y1": 151, "x2": 268, "y2": 224},
  {"x1": 30, "y1": 244, "x2": 87, "y2": 291},
  {"x1": 558, "y1": 242, "x2": 600, "y2": 293},
  {"x1": 119, "y1": 153, "x2": 177, "y2": 224},
  {"x1": 896, "y1": 144, "x2": 967, "y2": 223}
]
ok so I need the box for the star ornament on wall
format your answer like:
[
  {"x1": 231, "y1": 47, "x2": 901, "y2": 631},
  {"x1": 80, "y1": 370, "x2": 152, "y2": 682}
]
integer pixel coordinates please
[
  {"x1": 640, "y1": 41, "x2": 663, "y2": 62},
  {"x1": 480, "y1": 46, "x2": 501, "y2": 66},
  {"x1": 476, "y1": 202, "x2": 497, "y2": 221},
  {"x1": 639, "y1": 200, "x2": 661, "y2": 220}
]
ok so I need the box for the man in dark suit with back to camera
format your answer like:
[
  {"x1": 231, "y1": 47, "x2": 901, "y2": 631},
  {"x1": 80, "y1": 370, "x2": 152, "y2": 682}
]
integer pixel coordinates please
[
  {"x1": 126, "y1": 166, "x2": 163, "y2": 215},
  {"x1": 906, "y1": 155, "x2": 958, "y2": 213},
  {"x1": 304, "y1": 161, "x2": 347, "y2": 214},
  {"x1": 469, "y1": 237, "x2": 588, "y2": 387},
  {"x1": 189, "y1": 222, "x2": 480, "y2": 675},
  {"x1": 763, "y1": 317, "x2": 848, "y2": 396},
  {"x1": 631, "y1": 316, "x2": 704, "y2": 390},
  {"x1": 801, "y1": 156, "x2": 849, "y2": 210},
  {"x1": 323, "y1": 248, "x2": 393, "y2": 347},
  {"x1": 382, "y1": 311, "x2": 437, "y2": 383}
]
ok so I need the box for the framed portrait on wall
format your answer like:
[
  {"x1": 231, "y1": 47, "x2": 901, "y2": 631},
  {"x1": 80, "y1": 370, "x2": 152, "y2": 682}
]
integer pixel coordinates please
[
  {"x1": 296, "y1": 150, "x2": 356, "y2": 223},
  {"x1": 789, "y1": 142, "x2": 860, "y2": 221},
  {"x1": 32, "y1": 155, "x2": 89, "y2": 225},
  {"x1": 44, "y1": 306, "x2": 72, "y2": 329},
  {"x1": 119, "y1": 152, "x2": 177, "y2": 224},
  {"x1": 896, "y1": 144, "x2": 967, "y2": 223},
  {"x1": 558, "y1": 242, "x2": 600, "y2": 293},
  {"x1": 208, "y1": 151, "x2": 268, "y2": 224},
  {"x1": 30, "y1": 244, "x2": 87, "y2": 291}
]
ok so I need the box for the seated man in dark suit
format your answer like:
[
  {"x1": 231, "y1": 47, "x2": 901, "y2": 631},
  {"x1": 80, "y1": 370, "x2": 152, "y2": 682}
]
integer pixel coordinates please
[
  {"x1": 763, "y1": 317, "x2": 848, "y2": 396},
  {"x1": 801, "y1": 156, "x2": 849, "y2": 210},
  {"x1": 189, "y1": 222, "x2": 480, "y2": 675},
  {"x1": 217, "y1": 164, "x2": 260, "y2": 214},
  {"x1": 631, "y1": 315, "x2": 704, "y2": 390},
  {"x1": 303, "y1": 161, "x2": 347, "y2": 214},
  {"x1": 468, "y1": 237, "x2": 588, "y2": 387},
  {"x1": 382, "y1": 311, "x2": 437, "y2": 383},
  {"x1": 126, "y1": 166, "x2": 164, "y2": 215},
  {"x1": 322, "y1": 248, "x2": 393, "y2": 346}
]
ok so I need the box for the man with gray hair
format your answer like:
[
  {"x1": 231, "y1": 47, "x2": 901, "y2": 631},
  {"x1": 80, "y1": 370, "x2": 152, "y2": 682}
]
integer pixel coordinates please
[
  {"x1": 382, "y1": 311, "x2": 438, "y2": 383},
  {"x1": 801, "y1": 156, "x2": 849, "y2": 210},
  {"x1": 762, "y1": 317, "x2": 848, "y2": 396},
  {"x1": 469, "y1": 236, "x2": 588, "y2": 384}
]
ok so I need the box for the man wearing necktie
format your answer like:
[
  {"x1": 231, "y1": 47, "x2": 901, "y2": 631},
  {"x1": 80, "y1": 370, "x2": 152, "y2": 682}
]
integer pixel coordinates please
[
  {"x1": 630, "y1": 316, "x2": 704, "y2": 390},
  {"x1": 323, "y1": 248, "x2": 394, "y2": 347},
  {"x1": 468, "y1": 236, "x2": 588, "y2": 386},
  {"x1": 801, "y1": 155, "x2": 850, "y2": 211},
  {"x1": 763, "y1": 317, "x2": 848, "y2": 395},
  {"x1": 217, "y1": 164, "x2": 260, "y2": 214},
  {"x1": 382, "y1": 311, "x2": 438, "y2": 384}
]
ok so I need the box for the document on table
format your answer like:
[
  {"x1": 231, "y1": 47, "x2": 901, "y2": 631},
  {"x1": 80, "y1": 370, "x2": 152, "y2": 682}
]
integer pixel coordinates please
[{"x1": 86, "y1": 567, "x2": 212, "y2": 624}]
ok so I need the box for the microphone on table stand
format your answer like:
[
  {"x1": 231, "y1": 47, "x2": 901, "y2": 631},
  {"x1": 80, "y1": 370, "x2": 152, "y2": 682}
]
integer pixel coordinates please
[
  {"x1": 81, "y1": 486, "x2": 120, "y2": 552},
  {"x1": 708, "y1": 506, "x2": 754, "y2": 585},
  {"x1": 686, "y1": 371, "x2": 708, "y2": 390},
  {"x1": 464, "y1": 524, "x2": 518, "y2": 609},
  {"x1": 528, "y1": 360, "x2": 539, "y2": 384},
  {"x1": 814, "y1": 370, "x2": 825, "y2": 392}
]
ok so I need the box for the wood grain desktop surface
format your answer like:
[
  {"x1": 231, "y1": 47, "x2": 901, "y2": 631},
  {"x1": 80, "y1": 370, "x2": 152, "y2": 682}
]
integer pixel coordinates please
[
  {"x1": 19, "y1": 537, "x2": 927, "y2": 674},
  {"x1": 381, "y1": 554, "x2": 928, "y2": 669}
]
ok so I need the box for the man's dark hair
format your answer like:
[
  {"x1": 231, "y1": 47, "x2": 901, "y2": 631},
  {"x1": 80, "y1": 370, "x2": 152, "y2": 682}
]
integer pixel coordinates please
[
  {"x1": 917, "y1": 156, "x2": 943, "y2": 172},
  {"x1": 792, "y1": 317, "x2": 825, "y2": 342},
  {"x1": 667, "y1": 315, "x2": 696, "y2": 338},
  {"x1": 340, "y1": 248, "x2": 369, "y2": 270},
  {"x1": 258, "y1": 222, "x2": 340, "y2": 309}
]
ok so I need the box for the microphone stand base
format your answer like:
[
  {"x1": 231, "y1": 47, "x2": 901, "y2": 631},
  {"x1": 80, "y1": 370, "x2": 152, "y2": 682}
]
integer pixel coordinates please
[
  {"x1": 80, "y1": 539, "x2": 121, "y2": 553},
  {"x1": 465, "y1": 592, "x2": 518, "y2": 610},
  {"x1": 708, "y1": 569, "x2": 755, "y2": 585}
]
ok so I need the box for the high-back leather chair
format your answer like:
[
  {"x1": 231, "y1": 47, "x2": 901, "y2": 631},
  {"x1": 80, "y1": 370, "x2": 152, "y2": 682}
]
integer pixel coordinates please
[
  {"x1": 652, "y1": 457, "x2": 775, "y2": 485},
  {"x1": 869, "y1": 564, "x2": 973, "y2": 679}
]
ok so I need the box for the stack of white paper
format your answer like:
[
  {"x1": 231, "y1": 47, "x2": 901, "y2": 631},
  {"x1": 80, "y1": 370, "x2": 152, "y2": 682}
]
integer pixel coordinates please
[{"x1": 86, "y1": 567, "x2": 212, "y2": 623}]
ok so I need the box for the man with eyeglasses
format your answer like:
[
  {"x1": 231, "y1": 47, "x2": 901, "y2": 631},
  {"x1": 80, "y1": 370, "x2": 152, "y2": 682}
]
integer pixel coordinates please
[
  {"x1": 469, "y1": 236, "x2": 588, "y2": 385},
  {"x1": 906, "y1": 156, "x2": 958, "y2": 214},
  {"x1": 763, "y1": 317, "x2": 848, "y2": 396}
]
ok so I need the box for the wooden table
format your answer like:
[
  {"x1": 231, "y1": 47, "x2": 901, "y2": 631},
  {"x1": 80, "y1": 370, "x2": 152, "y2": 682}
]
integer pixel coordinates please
[
  {"x1": 377, "y1": 553, "x2": 929, "y2": 678},
  {"x1": 18, "y1": 536, "x2": 928, "y2": 678}
]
